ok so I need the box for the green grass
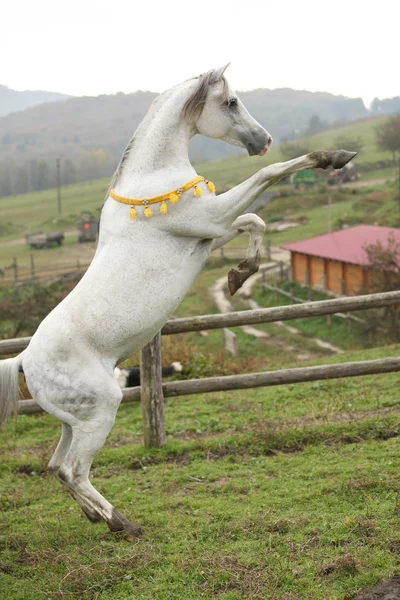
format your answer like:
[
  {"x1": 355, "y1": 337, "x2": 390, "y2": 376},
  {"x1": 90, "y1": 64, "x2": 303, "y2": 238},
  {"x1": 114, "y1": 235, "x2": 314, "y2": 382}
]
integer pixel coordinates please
[
  {"x1": 252, "y1": 280, "x2": 366, "y2": 351},
  {"x1": 0, "y1": 178, "x2": 109, "y2": 242},
  {"x1": 1, "y1": 344, "x2": 400, "y2": 599},
  {"x1": 1, "y1": 114, "x2": 395, "y2": 245},
  {"x1": 302, "y1": 116, "x2": 393, "y2": 164},
  {"x1": 2, "y1": 254, "x2": 400, "y2": 598},
  {"x1": 257, "y1": 183, "x2": 400, "y2": 247}
]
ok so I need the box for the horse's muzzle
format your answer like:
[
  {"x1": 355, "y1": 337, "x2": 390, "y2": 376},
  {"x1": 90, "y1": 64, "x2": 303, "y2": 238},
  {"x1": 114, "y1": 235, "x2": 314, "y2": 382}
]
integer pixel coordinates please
[{"x1": 244, "y1": 131, "x2": 273, "y2": 156}]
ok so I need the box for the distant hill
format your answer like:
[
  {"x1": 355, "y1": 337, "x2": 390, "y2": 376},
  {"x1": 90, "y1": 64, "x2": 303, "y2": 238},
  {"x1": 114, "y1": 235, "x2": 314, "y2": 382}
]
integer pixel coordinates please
[
  {"x1": 0, "y1": 87, "x2": 368, "y2": 165},
  {"x1": 0, "y1": 85, "x2": 398, "y2": 197},
  {"x1": 0, "y1": 85, "x2": 70, "y2": 118}
]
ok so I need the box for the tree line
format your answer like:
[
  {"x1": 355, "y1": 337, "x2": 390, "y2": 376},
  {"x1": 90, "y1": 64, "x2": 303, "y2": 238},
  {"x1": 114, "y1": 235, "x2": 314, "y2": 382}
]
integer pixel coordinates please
[{"x1": 0, "y1": 149, "x2": 115, "y2": 197}]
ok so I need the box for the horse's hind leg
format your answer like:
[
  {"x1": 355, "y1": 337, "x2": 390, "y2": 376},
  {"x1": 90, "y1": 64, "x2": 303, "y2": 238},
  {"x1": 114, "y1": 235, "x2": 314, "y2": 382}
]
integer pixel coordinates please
[
  {"x1": 49, "y1": 422, "x2": 102, "y2": 523},
  {"x1": 58, "y1": 416, "x2": 142, "y2": 539},
  {"x1": 48, "y1": 423, "x2": 72, "y2": 473}
]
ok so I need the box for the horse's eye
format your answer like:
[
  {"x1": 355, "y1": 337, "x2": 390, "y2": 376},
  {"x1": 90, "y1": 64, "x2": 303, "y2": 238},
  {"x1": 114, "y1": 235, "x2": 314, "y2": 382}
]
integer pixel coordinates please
[{"x1": 228, "y1": 98, "x2": 238, "y2": 108}]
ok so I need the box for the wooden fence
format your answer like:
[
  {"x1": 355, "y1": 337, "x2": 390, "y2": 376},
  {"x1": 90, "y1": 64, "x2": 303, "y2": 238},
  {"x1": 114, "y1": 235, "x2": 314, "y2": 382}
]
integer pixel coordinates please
[
  {"x1": 1, "y1": 290, "x2": 400, "y2": 448},
  {"x1": 0, "y1": 246, "x2": 259, "y2": 286},
  {"x1": 0, "y1": 256, "x2": 91, "y2": 286},
  {"x1": 262, "y1": 282, "x2": 366, "y2": 328}
]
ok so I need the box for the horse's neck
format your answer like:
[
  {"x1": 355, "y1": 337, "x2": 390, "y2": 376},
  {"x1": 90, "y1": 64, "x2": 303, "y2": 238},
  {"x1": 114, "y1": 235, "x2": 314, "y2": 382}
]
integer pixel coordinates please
[{"x1": 115, "y1": 82, "x2": 198, "y2": 196}]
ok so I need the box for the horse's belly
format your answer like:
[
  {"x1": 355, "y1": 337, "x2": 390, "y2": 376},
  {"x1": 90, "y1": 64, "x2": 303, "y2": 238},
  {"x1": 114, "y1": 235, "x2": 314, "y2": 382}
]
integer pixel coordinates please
[{"x1": 31, "y1": 241, "x2": 210, "y2": 363}]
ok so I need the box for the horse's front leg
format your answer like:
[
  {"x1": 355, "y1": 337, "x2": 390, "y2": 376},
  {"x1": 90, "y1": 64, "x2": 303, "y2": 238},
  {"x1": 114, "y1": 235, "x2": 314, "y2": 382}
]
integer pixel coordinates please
[
  {"x1": 210, "y1": 150, "x2": 357, "y2": 226},
  {"x1": 212, "y1": 214, "x2": 266, "y2": 295}
]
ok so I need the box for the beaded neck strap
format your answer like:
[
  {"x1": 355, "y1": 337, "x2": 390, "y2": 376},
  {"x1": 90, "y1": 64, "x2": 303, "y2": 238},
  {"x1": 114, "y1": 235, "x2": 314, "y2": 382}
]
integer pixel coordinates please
[{"x1": 109, "y1": 175, "x2": 215, "y2": 219}]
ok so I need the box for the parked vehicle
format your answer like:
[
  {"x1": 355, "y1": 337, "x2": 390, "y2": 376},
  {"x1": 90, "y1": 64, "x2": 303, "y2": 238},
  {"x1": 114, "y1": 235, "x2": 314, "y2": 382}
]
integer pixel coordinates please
[
  {"x1": 26, "y1": 231, "x2": 64, "y2": 249},
  {"x1": 291, "y1": 169, "x2": 316, "y2": 190},
  {"x1": 77, "y1": 217, "x2": 98, "y2": 243},
  {"x1": 328, "y1": 162, "x2": 357, "y2": 185}
]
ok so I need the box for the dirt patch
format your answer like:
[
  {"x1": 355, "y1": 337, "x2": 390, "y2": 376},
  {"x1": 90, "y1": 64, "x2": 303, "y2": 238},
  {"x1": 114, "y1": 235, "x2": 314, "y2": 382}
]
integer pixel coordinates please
[
  {"x1": 13, "y1": 464, "x2": 47, "y2": 477},
  {"x1": 319, "y1": 552, "x2": 358, "y2": 577},
  {"x1": 354, "y1": 575, "x2": 400, "y2": 599}
]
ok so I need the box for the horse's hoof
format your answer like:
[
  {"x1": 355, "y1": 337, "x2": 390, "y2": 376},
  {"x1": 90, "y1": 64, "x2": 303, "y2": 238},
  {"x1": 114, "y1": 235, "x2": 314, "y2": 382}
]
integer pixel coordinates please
[
  {"x1": 109, "y1": 508, "x2": 142, "y2": 540},
  {"x1": 117, "y1": 524, "x2": 143, "y2": 542},
  {"x1": 228, "y1": 269, "x2": 241, "y2": 296},
  {"x1": 228, "y1": 251, "x2": 261, "y2": 295}
]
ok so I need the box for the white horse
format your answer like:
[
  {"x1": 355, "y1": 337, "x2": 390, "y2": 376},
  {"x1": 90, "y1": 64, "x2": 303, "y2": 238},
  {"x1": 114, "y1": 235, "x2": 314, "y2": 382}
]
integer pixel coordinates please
[{"x1": 0, "y1": 65, "x2": 355, "y2": 539}]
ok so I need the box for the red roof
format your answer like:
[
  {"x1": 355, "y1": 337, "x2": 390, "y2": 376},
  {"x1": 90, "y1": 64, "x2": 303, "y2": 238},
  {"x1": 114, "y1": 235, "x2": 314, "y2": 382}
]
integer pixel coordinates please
[{"x1": 281, "y1": 225, "x2": 400, "y2": 266}]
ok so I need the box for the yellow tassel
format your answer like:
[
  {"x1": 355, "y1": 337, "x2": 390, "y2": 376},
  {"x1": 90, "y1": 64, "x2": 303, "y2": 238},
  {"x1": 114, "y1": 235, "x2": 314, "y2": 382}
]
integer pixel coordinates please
[
  {"x1": 144, "y1": 206, "x2": 153, "y2": 218},
  {"x1": 193, "y1": 185, "x2": 202, "y2": 197},
  {"x1": 129, "y1": 206, "x2": 137, "y2": 220},
  {"x1": 160, "y1": 200, "x2": 168, "y2": 215},
  {"x1": 207, "y1": 180, "x2": 216, "y2": 193},
  {"x1": 169, "y1": 192, "x2": 180, "y2": 203}
]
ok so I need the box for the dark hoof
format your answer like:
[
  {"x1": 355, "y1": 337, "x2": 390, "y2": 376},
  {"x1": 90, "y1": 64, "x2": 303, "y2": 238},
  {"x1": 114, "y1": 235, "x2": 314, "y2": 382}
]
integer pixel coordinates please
[
  {"x1": 228, "y1": 252, "x2": 260, "y2": 296},
  {"x1": 228, "y1": 269, "x2": 242, "y2": 296},
  {"x1": 311, "y1": 150, "x2": 357, "y2": 170},
  {"x1": 109, "y1": 508, "x2": 142, "y2": 541},
  {"x1": 330, "y1": 150, "x2": 357, "y2": 169}
]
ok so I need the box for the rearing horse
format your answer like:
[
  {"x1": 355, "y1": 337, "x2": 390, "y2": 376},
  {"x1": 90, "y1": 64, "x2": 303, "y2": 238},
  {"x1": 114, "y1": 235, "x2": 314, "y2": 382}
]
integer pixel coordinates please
[{"x1": 0, "y1": 65, "x2": 355, "y2": 539}]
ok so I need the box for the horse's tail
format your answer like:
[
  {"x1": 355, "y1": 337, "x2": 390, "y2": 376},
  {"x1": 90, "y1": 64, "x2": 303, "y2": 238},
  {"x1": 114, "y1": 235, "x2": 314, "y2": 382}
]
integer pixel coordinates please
[{"x1": 0, "y1": 355, "x2": 23, "y2": 426}]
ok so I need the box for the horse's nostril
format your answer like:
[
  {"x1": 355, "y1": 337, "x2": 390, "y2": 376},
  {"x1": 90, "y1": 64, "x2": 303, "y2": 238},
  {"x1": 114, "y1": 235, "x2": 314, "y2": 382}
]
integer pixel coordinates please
[{"x1": 267, "y1": 136, "x2": 273, "y2": 148}]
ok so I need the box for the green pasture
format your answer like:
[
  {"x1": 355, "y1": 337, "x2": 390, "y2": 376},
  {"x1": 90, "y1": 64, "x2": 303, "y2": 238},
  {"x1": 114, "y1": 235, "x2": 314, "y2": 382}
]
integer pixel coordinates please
[
  {"x1": 0, "y1": 178, "x2": 109, "y2": 241},
  {"x1": 0, "y1": 113, "x2": 396, "y2": 247},
  {"x1": 1, "y1": 255, "x2": 400, "y2": 598},
  {"x1": 1, "y1": 343, "x2": 400, "y2": 600},
  {"x1": 304, "y1": 116, "x2": 393, "y2": 164}
]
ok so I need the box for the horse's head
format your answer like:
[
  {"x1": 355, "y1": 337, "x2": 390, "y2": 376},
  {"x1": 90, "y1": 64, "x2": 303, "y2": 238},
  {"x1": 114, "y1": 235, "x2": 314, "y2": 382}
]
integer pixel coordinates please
[{"x1": 183, "y1": 64, "x2": 272, "y2": 156}]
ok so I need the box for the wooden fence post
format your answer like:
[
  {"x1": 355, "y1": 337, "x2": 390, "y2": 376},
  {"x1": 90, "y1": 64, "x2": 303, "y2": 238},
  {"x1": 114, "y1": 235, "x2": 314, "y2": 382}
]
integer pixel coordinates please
[
  {"x1": 266, "y1": 239, "x2": 271, "y2": 261},
  {"x1": 30, "y1": 254, "x2": 35, "y2": 279},
  {"x1": 224, "y1": 328, "x2": 238, "y2": 356},
  {"x1": 12, "y1": 257, "x2": 18, "y2": 282},
  {"x1": 140, "y1": 331, "x2": 166, "y2": 448}
]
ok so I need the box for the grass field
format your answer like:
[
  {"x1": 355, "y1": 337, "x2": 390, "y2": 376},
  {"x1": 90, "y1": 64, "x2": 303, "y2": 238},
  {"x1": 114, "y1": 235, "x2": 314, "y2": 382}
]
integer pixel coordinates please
[
  {"x1": 0, "y1": 113, "x2": 395, "y2": 244},
  {"x1": 1, "y1": 258, "x2": 400, "y2": 599},
  {"x1": 1, "y1": 173, "x2": 398, "y2": 281},
  {"x1": 1, "y1": 347, "x2": 400, "y2": 600},
  {"x1": 0, "y1": 111, "x2": 397, "y2": 282}
]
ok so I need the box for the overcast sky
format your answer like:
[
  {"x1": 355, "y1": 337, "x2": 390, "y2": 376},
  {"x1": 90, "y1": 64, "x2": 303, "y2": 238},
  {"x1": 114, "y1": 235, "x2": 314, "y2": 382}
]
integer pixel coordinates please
[{"x1": 0, "y1": 0, "x2": 397, "y2": 106}]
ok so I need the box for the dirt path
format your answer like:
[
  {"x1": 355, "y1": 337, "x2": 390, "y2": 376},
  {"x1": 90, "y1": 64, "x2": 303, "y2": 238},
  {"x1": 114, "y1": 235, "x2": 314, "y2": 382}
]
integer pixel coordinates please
[
  {"x1": 344, "y1": 177, "x2": 391, "y2": 189},
  {"x1": 238, "y1": 269, "x2": 343, "y2": 354},
  {"x1": 209, "y1": 266, "x2": 312, "y2": 359},
  {"x1": 0, "y1": 229, "x2": 78, "y2": 248},
  {"x1": 209, "y1": 260, "x2": 342, "y2": 359}
]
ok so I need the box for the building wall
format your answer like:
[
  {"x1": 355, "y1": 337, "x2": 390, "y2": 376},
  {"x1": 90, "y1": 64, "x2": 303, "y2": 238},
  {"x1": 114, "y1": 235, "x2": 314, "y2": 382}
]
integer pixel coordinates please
[
  {"x1": 327, "y1": 260, "x2": 343, "y2": 294},
  {"x1": 292, "y1": 253, "x2": 308, "y2": 282},
  {"x1": 309, "y1": 257, "x2": 325, "y2": 287},
  {"x1": 344, "y1": 263, "x2": 364, "y2": 295},
  {"x1": 290, "y1": 252, "x2": 366, "y2": 295}
]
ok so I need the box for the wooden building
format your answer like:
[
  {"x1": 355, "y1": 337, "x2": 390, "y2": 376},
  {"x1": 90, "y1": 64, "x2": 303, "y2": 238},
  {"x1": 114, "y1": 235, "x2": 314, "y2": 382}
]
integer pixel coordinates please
[{"x1": 281, "y1": 225, "x2": 400, "y2": 296}]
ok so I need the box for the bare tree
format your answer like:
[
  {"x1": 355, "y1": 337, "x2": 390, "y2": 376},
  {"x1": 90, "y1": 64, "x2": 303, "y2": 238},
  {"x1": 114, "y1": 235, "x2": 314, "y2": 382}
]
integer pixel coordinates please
[
  {"x1": 362, "y1": 234, "x2": 400, "y2": 343},
  {"x1": 376, "y1": 114, "x2": 400, "y2": 201},
  {"x1": 334, "y1": 135, "x2": 364, "y2": 155},
  {"x1": 280, "y1": 141, "x2": 311, "y2": 161}
]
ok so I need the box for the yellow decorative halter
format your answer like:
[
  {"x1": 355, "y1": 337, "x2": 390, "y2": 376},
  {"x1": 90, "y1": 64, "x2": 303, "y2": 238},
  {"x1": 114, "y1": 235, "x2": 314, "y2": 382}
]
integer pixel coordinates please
[{"x1": 109, "y1": 175, "x2": 216, "y2": 219}]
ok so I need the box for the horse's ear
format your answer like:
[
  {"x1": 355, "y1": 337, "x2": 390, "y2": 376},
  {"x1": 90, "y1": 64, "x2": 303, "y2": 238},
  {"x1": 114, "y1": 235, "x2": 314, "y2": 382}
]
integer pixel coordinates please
[{"x1": 210, "y1": 62, "x2": 231, "y2": 84}]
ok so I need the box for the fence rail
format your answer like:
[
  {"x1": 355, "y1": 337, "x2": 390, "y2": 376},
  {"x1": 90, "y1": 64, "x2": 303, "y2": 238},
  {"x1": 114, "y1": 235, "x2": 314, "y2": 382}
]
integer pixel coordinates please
[
  {"x1": 2, "y1": 289, "x2": 400, "y2": 448},
  {"x1": 263, "y1": 282, "x2": 366, "y2": 326},
  {"x1": 0, "y1": 246, "x2": 254, "y2": 286},
  {"x1": 2, "y1": 290, "x2": 400, "y2": 356}
]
